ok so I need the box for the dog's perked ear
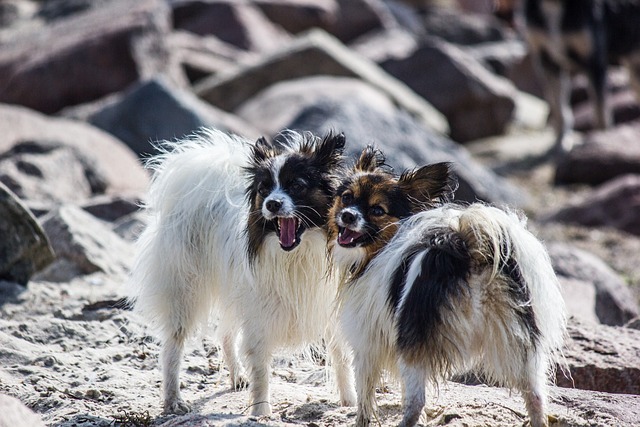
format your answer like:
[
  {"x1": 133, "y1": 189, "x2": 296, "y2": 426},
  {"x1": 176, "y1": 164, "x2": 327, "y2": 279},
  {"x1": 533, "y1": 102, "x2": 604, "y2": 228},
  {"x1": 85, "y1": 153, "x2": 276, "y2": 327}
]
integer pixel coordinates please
[
  {"x1": 311, "y1": 131, "x2": 346, "y2": 168},
  {"x1": 398, "y1": 162, "x2": 458, "y2": 212},
  {"x1": 354, "y1": 145, "x2": 386, "y2": 172},
  {"x1": 251, "y1": 136, "x2": 278, "y2": 164}
]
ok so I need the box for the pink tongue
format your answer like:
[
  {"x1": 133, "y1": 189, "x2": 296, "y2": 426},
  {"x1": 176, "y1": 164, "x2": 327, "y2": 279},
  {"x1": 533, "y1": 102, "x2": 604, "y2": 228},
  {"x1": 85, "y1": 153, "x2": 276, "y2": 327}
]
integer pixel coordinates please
[
  {"x1": 279, "y1": 217, "x2": 297, "y2": 248},
  {"x1": 339, "y1": 228, "x2": 363, "y2": 245}
]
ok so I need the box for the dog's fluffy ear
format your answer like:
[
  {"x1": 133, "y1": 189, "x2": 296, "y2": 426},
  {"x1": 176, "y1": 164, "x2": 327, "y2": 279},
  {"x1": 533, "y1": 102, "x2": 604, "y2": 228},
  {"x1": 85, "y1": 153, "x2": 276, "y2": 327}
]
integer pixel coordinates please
[
  {"x1": 313, "y1": 131, "x2": 346, "y2": 168},
  {"x1": 398, "y1": 162, "x2": 458, "y2": 212},
  {"x1": 355, "y1": 146, "x2": 386, "y2": 172},
  {"x1": 252, "y1": 136, "x2": 276, "y2": 163}
]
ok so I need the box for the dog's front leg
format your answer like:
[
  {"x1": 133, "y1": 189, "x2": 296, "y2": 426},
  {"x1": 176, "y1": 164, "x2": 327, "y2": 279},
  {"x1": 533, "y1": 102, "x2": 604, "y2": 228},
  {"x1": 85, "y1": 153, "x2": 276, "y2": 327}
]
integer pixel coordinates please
[
  {"x1": 244, "y1": 335, "x2": 273, "y2": 416},
  {"x1": 353, "y1": 352, "x2": 381, "y2": 427},
  {"x1": 327, "y1": 331, "x2": 357, "y2": 406},
  {"x1": 162, "y1": 332, "x2": 191, "y2": 414}
]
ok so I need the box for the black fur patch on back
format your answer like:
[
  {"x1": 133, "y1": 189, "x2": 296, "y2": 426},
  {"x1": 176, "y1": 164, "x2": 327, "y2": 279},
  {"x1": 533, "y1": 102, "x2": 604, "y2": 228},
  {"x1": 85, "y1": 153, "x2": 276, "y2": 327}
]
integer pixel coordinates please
[
  {"x1": 396, "y1": 230, "x2": 471, "y2": 353},
  {"x1": 502, "y1": 248, "x2": 541, "y2": 347},
  {"x1": 387, "y1": 247, "x2": 421, "y2": 313}
]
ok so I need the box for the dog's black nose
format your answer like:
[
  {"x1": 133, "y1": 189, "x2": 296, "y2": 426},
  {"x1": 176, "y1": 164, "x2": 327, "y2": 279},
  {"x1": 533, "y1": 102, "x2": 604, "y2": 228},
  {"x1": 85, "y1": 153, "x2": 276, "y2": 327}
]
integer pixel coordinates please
[
  {"x1": 341, "y1": 211, "x2": 356, "y2": 225},
  {"x1": 266, "y1": 200, "x2": 282, "y2": 213}
]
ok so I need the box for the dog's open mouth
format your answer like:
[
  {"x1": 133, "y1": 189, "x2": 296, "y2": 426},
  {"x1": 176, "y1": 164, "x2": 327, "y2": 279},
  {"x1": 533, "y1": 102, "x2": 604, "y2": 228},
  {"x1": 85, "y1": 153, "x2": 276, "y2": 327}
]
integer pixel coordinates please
[
  {"x1": 338, "y1": 227, "x2": 364, "y2": 247},
  {"x1": 275, "y1": 217, "x2": 303, "y2": 251}
]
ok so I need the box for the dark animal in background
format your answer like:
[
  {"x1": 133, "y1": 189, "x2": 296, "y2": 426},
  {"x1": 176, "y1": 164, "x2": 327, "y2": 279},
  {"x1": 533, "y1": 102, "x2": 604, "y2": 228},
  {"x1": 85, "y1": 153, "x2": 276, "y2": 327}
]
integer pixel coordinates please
[{"x1": 520, "y1": 0, "x2": 640, "y2": 153}]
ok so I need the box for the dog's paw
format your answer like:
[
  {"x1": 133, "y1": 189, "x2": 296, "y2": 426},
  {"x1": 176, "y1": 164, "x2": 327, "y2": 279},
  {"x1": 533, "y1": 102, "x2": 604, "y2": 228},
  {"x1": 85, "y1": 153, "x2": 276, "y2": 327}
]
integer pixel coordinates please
[
  {"x1": 231, "y1": 374, "x2": 249, "y2": 390},
  {"x1": 355, "y1": 413, "x2": 371, "y2": 427},
  {"x1": 163, "y1": 398, "x2": 191, "y2": 415},
  {"x1": 339, "y1": 389, "x2": 357, "y2": 407},
  {"x1": 250, "y1": 401, "x2": 272, "y2": 417}
]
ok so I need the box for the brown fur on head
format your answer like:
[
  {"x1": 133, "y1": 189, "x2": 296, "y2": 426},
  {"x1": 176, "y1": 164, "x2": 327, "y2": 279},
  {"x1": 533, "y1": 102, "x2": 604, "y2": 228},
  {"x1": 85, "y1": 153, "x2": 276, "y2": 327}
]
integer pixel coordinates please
[{"x1": 328, "y1": 146, "x2": 458, "y2": 276}]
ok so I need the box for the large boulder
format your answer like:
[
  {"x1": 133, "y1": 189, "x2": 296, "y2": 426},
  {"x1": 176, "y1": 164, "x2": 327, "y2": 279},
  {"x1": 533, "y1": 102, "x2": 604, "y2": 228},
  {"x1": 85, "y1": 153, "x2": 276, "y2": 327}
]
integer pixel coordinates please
[
  {"x1": 255, "y1": 0, "x2": 396, "y2": 43},
  {"x1": 0, "y1": 104, "x2": 148, "y2": 207},
  {"x1": 380, "y1": 37, "x2": 517, "y2": 142},
  {"x1": 253, "y1": 0, "x2": 338, "y2": 35},
  {"x1": 557, "y1": 320, "x2": 640, "y2": 395},
  {"x1": 37, "y1": 205, "x2": 135, "y2": 282},
  {"x1": 0, "y1": 139, "x2": 100, "y2": 209},
  {"x1": 75, "y1": 77, "x2": 261, "y2": 156},
  {"x1": 547, "y1": 242, "x2": 639, "y2": 326},
  {"x1": 0, "y1": 0, "x2": 183, "y2": 114},
  {"x1": 325, "y1": 0, "x2": 396, "y2": 43},
  {"x1": 236, "y1": 76, "x2": 399, "y2": 136},
  {"x1": 171, "y1": 0, "x2": 290, "y2": 52},
  {"x1": 168, "y1": 30, "x2": 256, "y2": 83},
  {"x1": 350, "y1": 27, "x2": 419, "y2": 65},
  {"x1": 80, "y1": 194, "x2": 142, "y2": 223},
  {"x1": 544, "y1": 175, "x2": 640, "y2": 237},
  {"x1": 422, "y1": 6, "x2": 508, "y2": 45},
  {"x1": 195, "y1": 29, "x2": 449, "y2": 135},
  {"x1": 559, "y1": 277, "x2": 599, "y2": 325},
  {"x1": 276, "y1": 96, "x2": 526, "y2": 207},
  {"x1": 0, "y1": 183, "x2": 54, "y2": 285},
  {"x1": 555, "y1": 123, "x2": 640, "y2": 185}
]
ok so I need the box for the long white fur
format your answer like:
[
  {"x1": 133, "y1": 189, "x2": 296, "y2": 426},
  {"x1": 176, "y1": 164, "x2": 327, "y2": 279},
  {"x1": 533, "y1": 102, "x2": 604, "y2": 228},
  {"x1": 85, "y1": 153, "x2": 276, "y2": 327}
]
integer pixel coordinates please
[
  {"x1": 129, "y1": 129, "x2": 355, "y2": 415},
  {"x1": 334, "y1": 203, "x2": 566, "y2": 427}
]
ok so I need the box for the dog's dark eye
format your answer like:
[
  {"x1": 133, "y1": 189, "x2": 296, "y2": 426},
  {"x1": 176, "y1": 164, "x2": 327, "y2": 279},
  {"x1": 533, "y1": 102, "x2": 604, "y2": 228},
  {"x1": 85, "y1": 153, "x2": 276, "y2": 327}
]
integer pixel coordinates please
[
  {"x1": 341, "y1": 193, "x2": 353, "y2": 205},
  {"x1": 289, "y1": 180, "x2": 306, "y2": 194},
  {"x1": 257, "y1": 182, "x2": 270, "y2": 197},
  {"x1": 370, "y1": 205, "x2": 385, "y2": 217}
]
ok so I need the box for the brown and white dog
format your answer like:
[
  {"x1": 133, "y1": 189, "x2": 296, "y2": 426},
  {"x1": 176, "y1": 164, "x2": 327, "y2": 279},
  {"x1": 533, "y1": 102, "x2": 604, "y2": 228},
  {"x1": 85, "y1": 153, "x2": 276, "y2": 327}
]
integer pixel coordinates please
[
  {"x1": 520, "y1": 0, "x2": 640, "y2": 153},
  {"x1": 329, "y1": 147, "x2": 567, "y2": 427}
]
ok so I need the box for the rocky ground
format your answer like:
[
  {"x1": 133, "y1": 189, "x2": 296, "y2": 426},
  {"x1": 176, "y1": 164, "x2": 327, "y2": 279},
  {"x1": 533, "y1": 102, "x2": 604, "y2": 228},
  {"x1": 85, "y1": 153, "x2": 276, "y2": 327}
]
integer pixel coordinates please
[{"x1": 2, "y1": 1, "x2": 640, "y2": 426}]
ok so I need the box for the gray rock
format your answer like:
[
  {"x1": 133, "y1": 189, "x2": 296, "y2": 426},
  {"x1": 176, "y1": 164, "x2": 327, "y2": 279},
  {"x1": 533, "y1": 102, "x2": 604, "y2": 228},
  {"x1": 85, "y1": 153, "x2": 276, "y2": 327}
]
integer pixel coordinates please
[
  {"x1": 0, "y1": 139, "x2": 104, "y2": 208},
  {"x1": 168, "y1": 30, "x2": 256, "y2": 83},
  {"x1": 547, "y1": 242, "x2": 639, "y2": 326},
  {"x1": 559, "y1": 277, "x2": 599, "y2": 325},
  {"x1": 171, "y1": 0, "x2": 290, "y2": 52},
  {"x1": 113, "y1": 211, "x2": 147, "y2": 242},
  {"x1": 326, "y1": 0, "x2": 396, "y2": 43},
  {"x1": 36, "y1": 0, "x2": 112, "y2": 22},
  {"x1": 253, "y1": 0, "x2": 338, "y2": 35},
  {"x1": 465, "y1": 39, "x2": 528, "y2": 80},
  {"x1": 380, "y1": 36, "x2": 516, "y2": 142},
  {"x1": 557, "y1": 319, "x2": 640, "y2": 396},
  {"x1": 256, "y1": 0, "x2": 398, "y2": 43},
  {"x1": 278, "y1": 97, "x2": 527, "y2": 207},
  {"x1": 0, "y1": 182, "x2": 54, "y2": 285},
  {"x1": 195, "y1": 29, "x2": 448, "y2": 135},
  {"x1": 544, "y1": 175, "x2": 640, "y2": 237},
  {"x1": 422, "y1": 6, "x2": 508, "y2": 45},
  {"x1": 0, "y1": 394, "x2": 45, "y2": 427},
  {"x1": 0, "y1": 103, "x2": 149, "y2": 202},
  {"x1": 81, "y1": 194, "x2": 142, "y2": 223},
  {"x1": 236, "y1": 76, "x2": 399, "y2": 136},
  {"x1": 85, "y1": 77, "x2": 261, "y2": 156},
  {"x1": 37, "y1": 205, "x2": 135, "y2": 282},
  {"x1": 555, "y1": 122, "x2": 640, "y2": 185},
  {"x1": 626, "y1": 316, "x2": 640, "y2": 330},
  {"x1": 350, "y1": 27, "x2": 419, "y2": 64},
  {"x1": 572, "y1": 72, "x2": 640, "y2": 132},
  {"x1": 0, "y1": 0, "x2": 183, "y2": 114}
]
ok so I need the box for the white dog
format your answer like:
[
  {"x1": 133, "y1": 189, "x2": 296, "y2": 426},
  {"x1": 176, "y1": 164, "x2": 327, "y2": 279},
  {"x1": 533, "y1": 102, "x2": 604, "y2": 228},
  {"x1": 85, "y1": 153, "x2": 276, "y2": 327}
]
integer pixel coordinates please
[{"x1": 128, "y1": 129, "x2": 356, "y2": 416}]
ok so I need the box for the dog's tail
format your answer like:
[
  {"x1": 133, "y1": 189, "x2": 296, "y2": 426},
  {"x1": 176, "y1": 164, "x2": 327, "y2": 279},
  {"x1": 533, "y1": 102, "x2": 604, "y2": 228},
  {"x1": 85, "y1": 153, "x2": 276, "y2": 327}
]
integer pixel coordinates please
[
  {"x1": 457, "y1": 204, "x2": 567, "y2": 365},
  {"x1": 127, "y1": 128, "x2": 251, "y2": 342}
]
